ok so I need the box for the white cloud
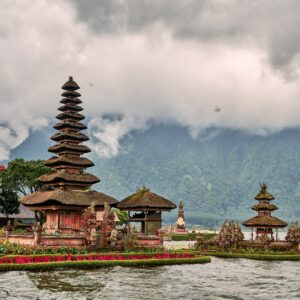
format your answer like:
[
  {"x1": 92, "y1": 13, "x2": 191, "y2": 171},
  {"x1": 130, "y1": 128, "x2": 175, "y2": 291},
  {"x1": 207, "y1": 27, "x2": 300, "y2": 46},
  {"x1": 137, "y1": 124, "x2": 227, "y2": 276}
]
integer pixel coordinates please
[
  {"x1": 0, "y1": 0, "x2": 300, "y2": 159},
  {"x1": 88, "y1": 116, "x2": 148, "y2": 158}
]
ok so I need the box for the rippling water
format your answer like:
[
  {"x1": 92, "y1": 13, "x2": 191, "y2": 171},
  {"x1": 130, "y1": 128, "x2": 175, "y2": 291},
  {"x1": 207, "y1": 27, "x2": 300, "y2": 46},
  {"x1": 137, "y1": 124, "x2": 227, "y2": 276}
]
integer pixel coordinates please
[{"x1": 0, "y1": 257, "x2": 299, "y2": 300}]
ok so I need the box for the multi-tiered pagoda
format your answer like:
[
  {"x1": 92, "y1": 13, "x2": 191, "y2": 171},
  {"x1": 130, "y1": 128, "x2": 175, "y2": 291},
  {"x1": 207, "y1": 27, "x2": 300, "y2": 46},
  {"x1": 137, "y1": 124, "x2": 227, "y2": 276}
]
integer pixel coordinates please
[
  {"x1": 21, "y1": 77, "x2": 118, "y2": 233},
  {"x1": 243, "y1": 183, "x2": 287, "y2": 241}
]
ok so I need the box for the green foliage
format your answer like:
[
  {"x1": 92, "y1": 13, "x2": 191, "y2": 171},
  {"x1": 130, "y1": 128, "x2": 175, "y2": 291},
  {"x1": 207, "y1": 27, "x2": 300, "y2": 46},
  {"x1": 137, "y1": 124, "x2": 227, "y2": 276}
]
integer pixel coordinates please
[
  {"x1": 0, "y1": 176, "x2": 19, "y2": 219},
  {"x1": 1, "y1": 159, "x2": 50, "y2": 196},
  {"x1": 170, "y1": 233, "x2": 217, "y2": 241},
  {"x1": 114, "y1": 209, "x2": 128, "y2": 225},
  {"x1": 170, "y1": 233, "x2": 198, "y2": 241},
  {"x1": 209, "y1": 252, "x2": 300, "y2": 261},
  {"x1": 0, "y1": 242, "x2": 89, "y2": 255}
]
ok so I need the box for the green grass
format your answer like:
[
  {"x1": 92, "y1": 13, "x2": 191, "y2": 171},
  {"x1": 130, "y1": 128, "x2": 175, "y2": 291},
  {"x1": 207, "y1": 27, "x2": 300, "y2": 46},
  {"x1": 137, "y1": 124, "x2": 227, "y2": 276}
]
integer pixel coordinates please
[
  {"x1": 209, "y1": 252, "x2": 300, "y2": 261},
  {"x1": 170, "y1": 234, "x2": 197, "y2": 241},
  {"x1": 0, "y1": 256, "x2": 211, "y2": 272},
  {"x1": 169, "y1": 233, "x2": 217, "y2": 241}
]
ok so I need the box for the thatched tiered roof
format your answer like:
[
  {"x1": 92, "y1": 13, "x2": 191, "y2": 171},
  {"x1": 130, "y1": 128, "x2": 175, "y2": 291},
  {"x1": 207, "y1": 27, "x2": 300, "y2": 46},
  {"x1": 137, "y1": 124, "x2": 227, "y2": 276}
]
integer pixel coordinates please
[
  {"x1": 48, "y1": 143, "x2": 91, "y2": 154},
  {"x1": 44, "y1": 156, "x2": 94, "y2": 168},
  {"x1": 243, "y1": 183, "x2": 287, "y2": 229},
  {"x1": 37, "y1": 76, "x2": 99, "y2": 187},
  {"x1": 54, "y1": 122, "x2": 87, "y2": 131},
  {"x1": 21, "y1": 189, "x2": 118, "y2": 207},
  {"x1": 118, "y1": 187, "x2": 176, "y2": 211},
  {"x1": 51, "y1": 132, "x2": 89, "y2": 142},
  {"x1": 38, "y1": 170, "x2": 100, "y2": 185},
  {"x1": 251, "y1": 202, "x2": 278, "y2": 211},
  {"x1": 243, "y1": 216, "x2": 287, "y2": 227},
  {"x1": 21, "y1": 77, "x2": 118, "y2": 207},
  {"x1": 254, "y1": 183, "x2": 275, "y2": 201}
]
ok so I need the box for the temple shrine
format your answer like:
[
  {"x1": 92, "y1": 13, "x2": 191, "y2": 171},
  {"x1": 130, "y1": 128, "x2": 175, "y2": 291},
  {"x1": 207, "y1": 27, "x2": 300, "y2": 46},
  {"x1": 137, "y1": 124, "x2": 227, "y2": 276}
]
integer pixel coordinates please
[
  {"x1": 21, "y1": 77, "x2": 118, "y2": 234},
  {"x1": 243, "y1": 183, "x2": 287, "y2": 241},
  {"x1": 118, "y1": 187, "x2": 176, "y2": 246}
]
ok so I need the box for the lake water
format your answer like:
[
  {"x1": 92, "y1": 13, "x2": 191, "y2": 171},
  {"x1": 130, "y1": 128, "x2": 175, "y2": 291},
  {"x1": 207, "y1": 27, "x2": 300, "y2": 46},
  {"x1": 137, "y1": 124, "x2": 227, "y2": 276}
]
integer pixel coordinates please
[{"x1": 0, "y1": 257, "x2": 299, "y2": 300}]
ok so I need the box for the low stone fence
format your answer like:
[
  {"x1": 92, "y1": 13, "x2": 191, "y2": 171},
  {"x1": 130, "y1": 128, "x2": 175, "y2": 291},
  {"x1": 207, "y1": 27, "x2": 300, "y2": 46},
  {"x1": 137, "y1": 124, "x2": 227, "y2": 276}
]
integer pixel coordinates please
[
  {"x1": 42, "y1": 235, "x2": 86, "y2": 247},
  {"x1": 1, "y1": 233, "x2": 163, "y2": 249},
  {"x1": 6, "y1": 234, "x2": 35, "y2": 246},
  {"x1": 136, "y1": 235, "x2": 163, "y2": 248},
  {"x1": 1, "y1": 234, "x2": 86, "y2": 247}
]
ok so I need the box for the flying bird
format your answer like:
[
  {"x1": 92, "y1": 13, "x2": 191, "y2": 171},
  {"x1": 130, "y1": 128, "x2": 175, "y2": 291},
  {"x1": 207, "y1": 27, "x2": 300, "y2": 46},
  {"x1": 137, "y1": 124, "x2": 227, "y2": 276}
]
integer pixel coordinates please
[{"x1": 214, "y1": 107, "x2": 221, "y2": 113}]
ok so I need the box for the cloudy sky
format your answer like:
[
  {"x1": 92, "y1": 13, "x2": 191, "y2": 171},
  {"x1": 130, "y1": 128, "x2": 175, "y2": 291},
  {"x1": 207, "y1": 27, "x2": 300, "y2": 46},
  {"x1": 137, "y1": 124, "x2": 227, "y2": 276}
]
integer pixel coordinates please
[{"x1": 0, "y1": 0, "x2": 300, "y2": 160}]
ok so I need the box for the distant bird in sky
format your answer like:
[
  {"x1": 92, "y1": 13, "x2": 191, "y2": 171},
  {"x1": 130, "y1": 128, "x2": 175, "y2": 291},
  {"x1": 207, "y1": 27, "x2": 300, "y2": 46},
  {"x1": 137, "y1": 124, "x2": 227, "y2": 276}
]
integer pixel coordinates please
[
  {"x1": 89, "y1": 83, "x2": 93, "y2": 87},
  {"x1": 214, "y1": 107, "x2": 221, "y2": 113}
]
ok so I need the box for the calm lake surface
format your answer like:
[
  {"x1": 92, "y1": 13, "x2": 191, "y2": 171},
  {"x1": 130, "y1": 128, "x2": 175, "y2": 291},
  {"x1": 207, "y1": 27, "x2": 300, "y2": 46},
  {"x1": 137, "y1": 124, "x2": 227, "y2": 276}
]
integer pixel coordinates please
[{"x1": 0, "y1": 257, "x2": 299, "y2": 300}]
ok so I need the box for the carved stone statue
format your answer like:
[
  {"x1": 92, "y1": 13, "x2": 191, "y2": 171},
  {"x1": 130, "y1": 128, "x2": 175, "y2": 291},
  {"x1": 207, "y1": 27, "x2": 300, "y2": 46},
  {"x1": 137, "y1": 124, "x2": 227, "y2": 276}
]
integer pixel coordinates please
[
  {"x1": 286, "y1": 222, "x2": 300, "y2": 244},
  {"x1": 218, "y1": 220, "x2": 244, "y2": 250},
  {"x1": 33, "y1": 222, "x2": 42, "y2": 246}
]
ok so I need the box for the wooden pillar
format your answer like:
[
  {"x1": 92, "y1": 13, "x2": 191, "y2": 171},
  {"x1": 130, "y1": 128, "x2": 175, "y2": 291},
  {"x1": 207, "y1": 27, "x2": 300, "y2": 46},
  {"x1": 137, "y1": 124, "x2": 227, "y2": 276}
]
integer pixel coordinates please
[
  {"x1": 126, "y1": 211, "x2": 130, "y2": 234},
  {"x1": 141, "y1": 221, "x2": 145, "y2": 234},
  {"x1": 251, "y1": 228, "x2": 254, "y2": 242},
  {"x1": 276, "y1": 228, "x2": 278, "y2": 241},
  {"x1": 145, "y1": 211, "x2": 148, "y2": 235},
  {"x1": 55, "y1": 211, "x2": 59, "y2": 230}
]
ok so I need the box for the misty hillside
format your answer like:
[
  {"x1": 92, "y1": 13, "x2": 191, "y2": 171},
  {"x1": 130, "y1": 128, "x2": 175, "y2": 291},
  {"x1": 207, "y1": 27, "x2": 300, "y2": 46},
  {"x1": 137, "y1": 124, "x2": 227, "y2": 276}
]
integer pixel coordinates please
[{"x1": 11, "y1": 125, "x2": 300, "y2": 226}]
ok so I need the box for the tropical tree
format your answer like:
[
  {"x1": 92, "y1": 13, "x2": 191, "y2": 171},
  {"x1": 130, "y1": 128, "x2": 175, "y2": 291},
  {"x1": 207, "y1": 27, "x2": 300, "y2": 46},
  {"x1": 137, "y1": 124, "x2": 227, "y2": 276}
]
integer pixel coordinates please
[
  {"x1": 0, "y1": 159, "x2": 50, "y2": 224},
  {"x1": 0, "y1": 158, "x2": 50, "y2": 196},
  {"x1": 114, "y1": 209, "x2": 129, "y2": 225},
  {"x1": 0, "y1": 179, "x2": 19, "y2": 223}
]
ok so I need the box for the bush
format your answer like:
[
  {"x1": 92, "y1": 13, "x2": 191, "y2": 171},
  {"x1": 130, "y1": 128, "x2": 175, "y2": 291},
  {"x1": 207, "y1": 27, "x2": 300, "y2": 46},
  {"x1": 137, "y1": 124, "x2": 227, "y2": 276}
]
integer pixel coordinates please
[{"x1": 0, "y1": 241, "x2": 89, "y2": 256}]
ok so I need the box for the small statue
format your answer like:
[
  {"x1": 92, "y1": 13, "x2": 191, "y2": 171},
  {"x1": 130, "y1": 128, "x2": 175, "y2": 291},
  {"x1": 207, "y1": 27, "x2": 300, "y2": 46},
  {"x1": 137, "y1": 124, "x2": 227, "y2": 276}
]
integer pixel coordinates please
[
  {"x1": 218, "y1": 221, "x2": 244, "y2": 250},
  {"x1": 110, "y1": 227, "x2": 118, "y2": 247},
  {"x1": 90, "y1": 227, "x2": 98, "y2": 246},
  {"x1": 286, "y1": 222, "x2": 300, "y2": 244},
  {"x1": 256, "y1": 233, "x2": 271, "y2": 250},
  {"x1": 33, "y1": 222, "x2": 42, "y2": 246},
  {"x1": 5, "y1": 220, "x2": 13, "y2": 240}
]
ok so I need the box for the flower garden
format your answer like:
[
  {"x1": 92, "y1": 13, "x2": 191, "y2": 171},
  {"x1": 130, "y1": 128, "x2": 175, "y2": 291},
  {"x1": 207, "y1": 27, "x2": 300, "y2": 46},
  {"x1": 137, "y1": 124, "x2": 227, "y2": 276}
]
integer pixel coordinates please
[{"x1": 0, "y1": 251, "x2": 211, "y2": 272}]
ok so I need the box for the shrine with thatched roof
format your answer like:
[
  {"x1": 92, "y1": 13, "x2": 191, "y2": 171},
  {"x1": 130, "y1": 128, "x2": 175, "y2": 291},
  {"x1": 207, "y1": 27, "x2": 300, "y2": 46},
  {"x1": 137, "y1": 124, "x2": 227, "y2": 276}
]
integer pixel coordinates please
[
  {"x1": 21, "y1": 77, "x2": 118, "y2": 234},
  {"x1": 243, "y1": 183, "x2": 287, "y2": 241},
  {"x1": 118, "y1": 187, "x2": 176, "y2": 236}
]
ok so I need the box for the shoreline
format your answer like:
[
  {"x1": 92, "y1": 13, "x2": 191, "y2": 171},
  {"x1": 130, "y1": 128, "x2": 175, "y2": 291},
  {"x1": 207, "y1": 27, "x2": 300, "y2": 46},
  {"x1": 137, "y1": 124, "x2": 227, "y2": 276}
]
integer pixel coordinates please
[{"x1": 207, "y1": 252, "x2": 300, "y2": 261}]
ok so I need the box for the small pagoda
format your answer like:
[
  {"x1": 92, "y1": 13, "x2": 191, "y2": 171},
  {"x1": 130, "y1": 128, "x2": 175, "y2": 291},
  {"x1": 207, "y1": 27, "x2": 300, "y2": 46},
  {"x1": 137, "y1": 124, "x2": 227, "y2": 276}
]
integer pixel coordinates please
[
  {"x1": 21, "y1": 77, "x2": 118, "y2": 234},
  {"x1": 118, "y1": 187, "x2": 176, "y2": 236},
  {"x1": 243, "y1": 183, "x2": 287, "y2": 241}
]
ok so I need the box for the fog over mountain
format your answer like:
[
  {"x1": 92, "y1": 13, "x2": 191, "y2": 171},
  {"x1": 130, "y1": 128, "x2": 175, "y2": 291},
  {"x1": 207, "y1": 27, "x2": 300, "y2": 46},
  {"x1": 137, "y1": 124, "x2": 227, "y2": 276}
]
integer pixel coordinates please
[
  {"x1": 11, "y1": 125, "x2": 300, "y2": 226},
  {"x1": 1, "y1": 1, "x2": 300, "y2": 161}
]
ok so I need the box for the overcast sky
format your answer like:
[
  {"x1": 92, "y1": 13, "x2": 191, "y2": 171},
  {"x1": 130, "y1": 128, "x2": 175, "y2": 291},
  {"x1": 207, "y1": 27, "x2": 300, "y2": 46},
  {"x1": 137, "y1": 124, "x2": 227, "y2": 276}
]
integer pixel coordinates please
[{"x1": 1, "y1": 0, "x2": 300, "y2": 160}]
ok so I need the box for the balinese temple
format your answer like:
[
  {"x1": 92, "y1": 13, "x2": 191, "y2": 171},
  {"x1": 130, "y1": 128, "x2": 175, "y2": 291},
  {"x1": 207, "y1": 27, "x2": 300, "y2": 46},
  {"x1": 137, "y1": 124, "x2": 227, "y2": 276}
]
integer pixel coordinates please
[
  {"x1": 118, "y1": 187, "x2": 176, "y2": 235},
  {"x1": 21, "y1": 77, "x2": 118, "y2": 234},
  {"x1": 243, "y1": 183, "x2": 287, "y2": 241},
  {"x1": 176, "y1": 201, "x2": 186, "y2": 231}
]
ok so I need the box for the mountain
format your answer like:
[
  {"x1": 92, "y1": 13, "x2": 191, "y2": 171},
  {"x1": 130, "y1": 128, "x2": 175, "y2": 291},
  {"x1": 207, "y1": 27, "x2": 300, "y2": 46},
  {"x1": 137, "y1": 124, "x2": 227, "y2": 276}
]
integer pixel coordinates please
[{"x1": 11, "y1": 125, "x2": 300, "y2": 227}]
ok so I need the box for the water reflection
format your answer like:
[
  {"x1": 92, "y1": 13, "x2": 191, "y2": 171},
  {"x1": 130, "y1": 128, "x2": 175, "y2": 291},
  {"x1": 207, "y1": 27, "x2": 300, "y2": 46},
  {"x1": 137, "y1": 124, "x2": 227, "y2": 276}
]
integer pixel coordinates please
[{"x1": 0, "y1": 258, "x2": 299, "y2": 300}]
